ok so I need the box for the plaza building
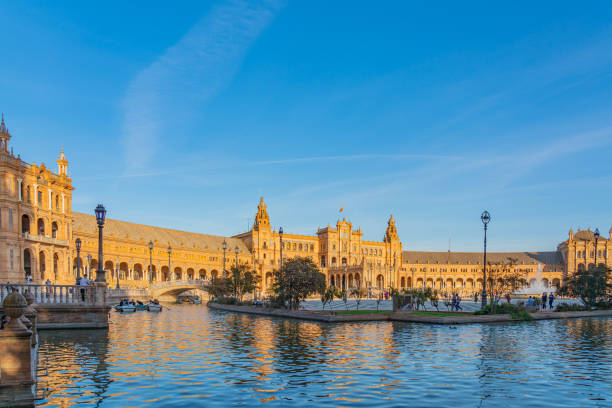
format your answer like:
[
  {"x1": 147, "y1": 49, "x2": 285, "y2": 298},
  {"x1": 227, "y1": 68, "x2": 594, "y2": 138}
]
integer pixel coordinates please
[{"x1": 0, "y1": 116, "x2": 610, "y2": 295}]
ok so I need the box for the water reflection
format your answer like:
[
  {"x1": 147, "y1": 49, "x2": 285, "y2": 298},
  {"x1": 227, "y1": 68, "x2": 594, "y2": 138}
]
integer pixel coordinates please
[{"x1": 37, "y1": 306, "x2": 612, "y2": 407}]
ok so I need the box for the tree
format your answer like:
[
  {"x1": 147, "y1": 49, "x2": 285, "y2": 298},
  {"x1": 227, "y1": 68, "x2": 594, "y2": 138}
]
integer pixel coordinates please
[
  {"x1": 559, "y1": 265, "x2": 612, "y2": 308},
  {"x1": 487, "y1": 257, "x2": 528, "y2": 304},
  {"x1": 350, "y1": 287, "x2": 367, "y2": 310},
  {"x1": 321, "y1": 286, "x2": 340, "y2": 310},
  {"x1": 204, "y1": 276, "x2": 231, "y2": 299},
  {"x1": 228, "y1": 264, "x2": 261, "y2": 302},
  {"x1": 273, "y1": 256, "x2": 326, "y2": 310}
]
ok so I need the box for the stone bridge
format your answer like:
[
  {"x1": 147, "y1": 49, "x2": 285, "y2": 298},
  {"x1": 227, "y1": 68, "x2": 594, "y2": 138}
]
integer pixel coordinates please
[{"x1": 149, "y1": 279, "x2": 208, "y2": 298}]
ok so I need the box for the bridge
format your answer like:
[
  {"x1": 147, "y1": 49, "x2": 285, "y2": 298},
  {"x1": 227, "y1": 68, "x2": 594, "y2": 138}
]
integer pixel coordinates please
[{"x1": 150, "y1": 279, "x2": 208, "y2": 298}]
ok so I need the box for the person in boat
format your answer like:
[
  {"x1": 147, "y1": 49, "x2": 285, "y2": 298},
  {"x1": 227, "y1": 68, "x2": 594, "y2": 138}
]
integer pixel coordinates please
[{"x1": 137, "y1": 300, "x2": 144, "y2": 305}]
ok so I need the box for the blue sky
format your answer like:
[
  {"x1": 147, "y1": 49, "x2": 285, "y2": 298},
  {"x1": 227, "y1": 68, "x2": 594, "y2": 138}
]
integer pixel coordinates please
[{"x1": 2, "y1": 1, "x2": 612, "y2": 251}]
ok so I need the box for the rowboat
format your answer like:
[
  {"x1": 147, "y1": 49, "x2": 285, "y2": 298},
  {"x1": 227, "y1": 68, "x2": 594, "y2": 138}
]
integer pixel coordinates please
[
  {"x1": 147, "y1": 304, "x2": 163, "y2": 312},
  {"x1": 114, "y1": 304, "x2": 136, "y2": 313}
]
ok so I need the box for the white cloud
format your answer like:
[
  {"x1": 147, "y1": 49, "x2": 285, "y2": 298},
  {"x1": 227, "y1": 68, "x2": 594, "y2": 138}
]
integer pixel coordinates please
[{"x1": 122, "y1": 0, "x2": 284, "y2": 170}]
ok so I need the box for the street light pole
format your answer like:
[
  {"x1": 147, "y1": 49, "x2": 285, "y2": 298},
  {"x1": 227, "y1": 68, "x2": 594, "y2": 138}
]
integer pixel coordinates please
[
  {"x1": 222, "y1": 240, "x2": 227, "y2": 278},
  {"x1": 167, "y1": 245, "x2": 172, "y2": 281},
  {"x1": 148, "y1": 240, "x2": 154, "y2": 285},
  {"x1": 86, "y1": 254, "x2": 91, "y2": 279},
  {"x1": 75, "y1": 238, "x2": 82, "y2": 282},
  {"x1": 594, "y1": 228, "x2": 600, "y2": 268},
  {"x1": 481, "y1": 210, "x2": 491, "y2": 308},
  {"x1": 279, "y1": 227, "x2": 283, "y2": 269},
  {"x1": 94, "y1": 204, "x2": 106, "y2": 283},
  {"x1": 115, "y1": 259, "x2": 120, "y2": 289}
]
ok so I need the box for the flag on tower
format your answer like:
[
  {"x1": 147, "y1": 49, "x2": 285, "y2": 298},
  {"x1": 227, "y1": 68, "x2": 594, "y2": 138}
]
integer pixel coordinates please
[{"x1": 339, "y1": 207, "x2": 343, "y2": 213}]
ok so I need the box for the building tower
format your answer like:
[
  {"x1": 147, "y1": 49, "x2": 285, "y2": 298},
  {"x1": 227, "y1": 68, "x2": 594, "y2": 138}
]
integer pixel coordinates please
[
  {"x1": 0, "y1": 113, "x2": 11, "y2": 153},
  {"x1": 57, "y1": 147, "x2": 68, "y2": 177},
  {"x1": 384, "y1": 214, "x2": 402, "y2": 288}
]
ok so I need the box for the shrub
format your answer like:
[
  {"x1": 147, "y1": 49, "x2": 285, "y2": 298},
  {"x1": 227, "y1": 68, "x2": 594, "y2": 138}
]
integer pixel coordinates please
[
  {"x1": 555, "y1": 302, "x2": 587, "y2": 312},
  {"x1": 474, "y1": 303, "x2": 532, "y2": 321}
]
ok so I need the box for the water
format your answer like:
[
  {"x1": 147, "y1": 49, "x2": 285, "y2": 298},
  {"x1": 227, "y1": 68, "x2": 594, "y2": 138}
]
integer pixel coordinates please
[{"x1": 36, "y1": 305, "x2": 612, "y2": 407}]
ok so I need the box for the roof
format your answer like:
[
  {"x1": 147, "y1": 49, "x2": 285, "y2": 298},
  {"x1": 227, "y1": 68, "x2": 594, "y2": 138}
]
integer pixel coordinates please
[
  {"x1": 72, "y1": 212, "x2": 250, "y2": 253},
  {"x1": 402, "y1": 251, "x2": 563, "y2": 265},
  {"x1": 574, "y1": 230, "x2": 596, "y2": 241}
]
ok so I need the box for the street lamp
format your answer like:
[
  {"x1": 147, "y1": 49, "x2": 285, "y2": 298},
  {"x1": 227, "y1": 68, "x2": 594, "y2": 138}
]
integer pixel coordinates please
[
  {"x1": 75, "y1": 238, "x2": 82, "y2": 281},
  {"x1": 86, "y1": 254, "x2": 91, "y2": 279},
  {"x1": 235, "y1": 245, "x2": 239, "y2": 266},
  {"x1": 94, "y1": 204, "x2": 106, "y2": 283},
  {"x1": 279, "y1": 227, "x2": 284, "y2": 268},
  {"x1": 480, "y1": 210, "x2": 491, "y2": 308},
  {"x1": 594, "y1": 228, "x2": 600, "y2": 268},
  {"x1": 115, "y1": 259, "x2": 120, "y2": 289},
  {"x1": 148, "y1": 240, "x2": 154, "y2": 284},
  {"x1": 222, "y1": 240, "x2": 227, "y2": 277},
  {"x1": 167, "y1": 245, "x2": 172, "y2": 281}
]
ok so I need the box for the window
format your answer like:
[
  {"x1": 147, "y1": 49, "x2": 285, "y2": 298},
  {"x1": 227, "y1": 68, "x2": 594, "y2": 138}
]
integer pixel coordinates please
[
  {"x1": 8, "y1": 208, "x2": 12, "y2": 231},
  {"x1": 333, "y1": 244, "x2": 336, "y2": 250},
  {"x1": 310, "y1": 244, "x2": 314, "y2": 251},
  {"x1": 9, "y1": 248, "x2": 13, "y2": 270},
  {"x1": 38, "y1": 191, "x2": 43, "y2": 206},
  {"x1": 55, "y1": 195, "x2": 59, "y2": 210}
]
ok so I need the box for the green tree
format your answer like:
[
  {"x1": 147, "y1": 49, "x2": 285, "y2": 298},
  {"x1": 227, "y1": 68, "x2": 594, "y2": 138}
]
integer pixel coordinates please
[
  {"x1": 321, "y1": 286, "x2": 340, "y2": 310},
  {"x1": 228, "y1": 264, "x2": 261, "y2": 302},
  {"x1": 204, "y1": 276, "x2": 231, "y2": 299},
  {"x1": 487, "y1": 257, "x2": 528, "y2": 307},
  {"x1": 273, "y1": 256, "x2": 326, "y2": 310},
  {"x1": 559, "y1": 265, "x2": 612, "y2": 308},
  {"x1": 350, "y1": 287, "x2": 367, "y2": 310}
]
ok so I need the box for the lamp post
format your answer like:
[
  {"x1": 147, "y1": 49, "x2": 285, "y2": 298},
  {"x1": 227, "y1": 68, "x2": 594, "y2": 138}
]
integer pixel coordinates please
[
  {"x1": 594, "y1": 228, "x2": 600, "y2": 268},
  {"x1": 148, "y1": 240, "x2": 154, "y2": 284},
  {"x1": 279, "y1": 227, "x2": 284, "y2": 268},
  {"x1": 75, "y1": 238, "x2": 82, "y2": 281},
  {"x1": 235, "y1": 246, "x2": 239, "y2": 266},
  {"x1": 94, "y1": 204, "x2": 106, "y2": 283},
  {"x1": 222, "y1": 240, "x2": 227, "y2": 278},
  {"x1": 480, "y1": 210, "x2": 491, "y2": 308},
  {"x1": 86, "y1": 254, "x2": 91, "y2": 279},
  {"x1": 167, "y1": 245, "x2": 172, "y2": 281},
  {"x1": 115, "y1": 259, "x2": 120, "y2": 289}
]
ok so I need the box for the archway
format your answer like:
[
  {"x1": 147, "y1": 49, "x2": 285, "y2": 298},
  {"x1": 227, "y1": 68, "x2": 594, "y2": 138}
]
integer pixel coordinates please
[
  {"x1": 355, "y1": 273, "x2": 360, "y2": 287},
  {"x1": 376, "y1": 274, "x2": 384, "y2": 289},
  {"x1": 161, "y1": 266, "x2": 169, "y2": 281},
  {"x1": 22, "y1": 215, "x2": 30, "y2": 234},
  {"x1": 187, "y1": 268, "x2": 195, "y2": 280},
  {"x1": 552, "y1": 278, "x2": 560, "y2": 289},
  {"x1": 104, "y1": 261, "x2": 114, "y2": 280},
  {"x1": 400, "y1": 277, "x2": 405, "y2": 289},
  {"x1": 23, "y1": 249, "x2": 32, "y2": 279},
  {"x1": 330, "y1": 276, "x2": 335, "y2": 287},
  {"x1": 211, "y1": 270, "x2": 218, "y2": 279},
  {"x1": 133, "y1": 263, "x2": 143, "y2": 280},
  {"x1": 265, "y1": 272, "x2": 273, "y2": 288},
  {"x1": 199, "y1": 269, "x2": 207, "y2": 280},
  {"x1": 120, "y1": 262, "x2": 129, "y2": 280},
  {"x1": 174, "y1": 267, "x2": 182, "y2": 280},
  {"x1": 37, "y1": 218, "x2": 45, "y2": 236},
  {"x1": 416, "y1": 278, "x2": 424, "y2": 287},
  {"x1": 342, "y1": 257, "x2": 347, "y2": 266},
  {"x1": 348, "y1": 273, "x2": 353, "y2": 288}
]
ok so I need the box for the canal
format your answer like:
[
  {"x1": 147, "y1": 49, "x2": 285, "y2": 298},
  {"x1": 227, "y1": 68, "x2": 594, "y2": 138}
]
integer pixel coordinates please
[{"x1": 36, "y1": 304, "x2": 612, "y2": 407}]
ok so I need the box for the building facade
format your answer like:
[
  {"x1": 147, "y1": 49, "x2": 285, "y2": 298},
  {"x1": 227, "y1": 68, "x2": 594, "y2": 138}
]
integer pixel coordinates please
[{"x1": 0, "y1": 116, "x2": 609, "y2": 295}]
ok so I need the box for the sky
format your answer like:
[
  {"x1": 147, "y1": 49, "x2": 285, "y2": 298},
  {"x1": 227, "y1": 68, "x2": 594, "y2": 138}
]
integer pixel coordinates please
[{"x1": 1, "y1": 1, "x2": 611, "y2": 252}]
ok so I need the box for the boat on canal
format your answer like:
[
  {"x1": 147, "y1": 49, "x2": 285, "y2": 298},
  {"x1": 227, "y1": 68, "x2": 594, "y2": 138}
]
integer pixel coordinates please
[
  {"x1": 147, "y1": 304, "x2": 163, "y2": 312},
  {"x1": 114, "y1": 304, "x2": 136, "y2": 313}
]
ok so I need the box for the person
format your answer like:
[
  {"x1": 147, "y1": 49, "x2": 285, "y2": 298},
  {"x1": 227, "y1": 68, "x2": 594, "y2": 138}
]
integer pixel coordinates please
[
  {"x1": 455, "y1": 294, "x2": 463, "y2": 311},
  {"x1": 506, "y1": 293, "x2": 511, "y2": 304},
  {"x1": 78, "y1": 275, "x2": 88, "y2": 301},
  {"x1": 527, "y1": 296, "x2": 534, "y2": 307},
  {"x1": 474, "y1": 292, "x2": 479, "y2": 303},
  {"x1": 451, "y1": 293, "x2": 456, "y2": 311},
  {"x1": 548, "y1": 292, "x2": 555, "y2": 309},
  {"x1": 0, "y1": 314, "x2": 7, "y2": 330},
  {"x1": 541, "y1": 292, "x2": 547, "y2": 310}
]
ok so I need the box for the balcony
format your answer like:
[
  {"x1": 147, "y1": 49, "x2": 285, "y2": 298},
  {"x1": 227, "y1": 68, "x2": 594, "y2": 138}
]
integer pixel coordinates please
[{"x1": 22, "y1": 232, "x2": 68, "y2": 246}]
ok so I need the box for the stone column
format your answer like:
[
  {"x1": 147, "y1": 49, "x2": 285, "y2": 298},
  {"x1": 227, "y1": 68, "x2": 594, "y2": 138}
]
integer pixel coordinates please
[
  {"x1": 0, "y1": 293, "x2": 36, "y2": 407},
  {"x1": 33, "y1": 184, "x2": 38, "y2": 207},
  {"x1": 48, "y1": 189, "x2": 52, "y2": 210},
  {"x1": 61, "y1": 193, "x2": 65, "y2": 213},
  {"x1": 17, "y1": 178, "x2": 22, "y2": 202}
]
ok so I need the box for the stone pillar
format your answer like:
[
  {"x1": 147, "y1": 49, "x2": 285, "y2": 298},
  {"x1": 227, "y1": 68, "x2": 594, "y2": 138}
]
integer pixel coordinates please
[
  {"x1": 33, "y1": 184, "x2": 38, "y2": 207},
  {"x1": 22, "y1": 291, "x2": 38, "y2": 347},
  {"x1": 0, "y1": 293, "x2": 36, "y2": 407},
  {"x1": 17, "y1": 178, "x2": 22, "y2": 202},
  {"x1": 94, "y1": 282, "x2": 107, "y2": 306},
  {"x1": 61, "y1": 193, "x2": 65, "y2": 213}
]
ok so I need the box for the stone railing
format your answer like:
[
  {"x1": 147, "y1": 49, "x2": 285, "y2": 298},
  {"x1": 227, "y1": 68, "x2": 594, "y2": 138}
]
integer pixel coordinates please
[
  {"x1": 22, "y1": 232, "x2": 69, "y2": 246},
  {"x1": 151, "y1": 279, "x2": 209, "y2": 290},
  {"x1": 0, "y1": 284, "x2": 95, "y2": 305}
]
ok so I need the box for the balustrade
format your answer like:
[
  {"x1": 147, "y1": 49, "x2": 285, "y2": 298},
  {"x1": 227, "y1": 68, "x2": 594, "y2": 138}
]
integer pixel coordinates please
[{"x1": 0, "y1": 284, "x2": 95, "y2": 305}]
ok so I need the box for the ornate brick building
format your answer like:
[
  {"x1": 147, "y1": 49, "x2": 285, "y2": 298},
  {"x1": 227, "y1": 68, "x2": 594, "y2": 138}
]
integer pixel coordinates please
[{"x1": 0, "y1": 116, "x2": 609, "y2": 295}]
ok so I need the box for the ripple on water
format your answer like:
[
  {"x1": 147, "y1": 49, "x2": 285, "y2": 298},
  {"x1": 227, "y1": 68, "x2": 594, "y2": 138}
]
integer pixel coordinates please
[{"x1": 36, "y1": 305, "x2": 612, "y2": 407}]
